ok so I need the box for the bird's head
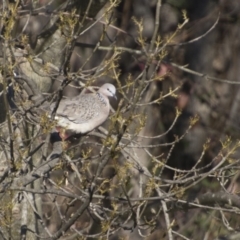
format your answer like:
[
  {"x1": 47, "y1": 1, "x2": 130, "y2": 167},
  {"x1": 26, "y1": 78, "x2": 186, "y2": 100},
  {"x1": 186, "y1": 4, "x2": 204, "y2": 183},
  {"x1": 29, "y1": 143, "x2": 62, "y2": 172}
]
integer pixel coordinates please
[{"x1": 99, "y1": 83, "x2": 117, "y2": 100}]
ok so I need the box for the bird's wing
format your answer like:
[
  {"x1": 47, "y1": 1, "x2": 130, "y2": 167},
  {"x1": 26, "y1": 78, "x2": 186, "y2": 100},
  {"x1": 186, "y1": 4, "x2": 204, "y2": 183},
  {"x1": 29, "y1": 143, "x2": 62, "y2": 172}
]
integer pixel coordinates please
[{"x1": 54, "y1": 95, "x2": 102, "y2": 124}]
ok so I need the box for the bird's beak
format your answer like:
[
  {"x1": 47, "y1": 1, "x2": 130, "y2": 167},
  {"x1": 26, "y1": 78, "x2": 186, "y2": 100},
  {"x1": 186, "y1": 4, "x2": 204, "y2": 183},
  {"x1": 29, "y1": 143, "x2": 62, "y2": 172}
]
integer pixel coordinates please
[{"x1": 113, "y1": 94, "x2": 117, "y2": 100}]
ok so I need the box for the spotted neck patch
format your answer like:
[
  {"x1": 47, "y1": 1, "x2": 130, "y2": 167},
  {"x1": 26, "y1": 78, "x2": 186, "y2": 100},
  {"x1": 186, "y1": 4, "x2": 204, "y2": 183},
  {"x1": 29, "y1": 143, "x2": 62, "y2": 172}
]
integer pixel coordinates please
[{"x1": 96, "y1": 92, "x2": 107, "y2": 105}]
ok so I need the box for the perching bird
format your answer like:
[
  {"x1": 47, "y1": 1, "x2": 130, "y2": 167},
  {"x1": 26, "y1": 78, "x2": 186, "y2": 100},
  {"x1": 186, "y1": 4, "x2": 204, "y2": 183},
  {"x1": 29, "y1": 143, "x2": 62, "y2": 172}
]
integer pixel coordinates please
[{"x1": 51, "y1": 83, "x2": 117, "y2": 140}]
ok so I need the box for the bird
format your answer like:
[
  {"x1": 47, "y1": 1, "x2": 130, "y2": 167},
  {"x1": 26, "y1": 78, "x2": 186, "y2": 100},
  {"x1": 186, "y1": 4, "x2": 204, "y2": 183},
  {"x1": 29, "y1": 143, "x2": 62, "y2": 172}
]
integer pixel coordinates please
[{"x1": 50, "y1": 83, "x2": 117, "y2": 140}]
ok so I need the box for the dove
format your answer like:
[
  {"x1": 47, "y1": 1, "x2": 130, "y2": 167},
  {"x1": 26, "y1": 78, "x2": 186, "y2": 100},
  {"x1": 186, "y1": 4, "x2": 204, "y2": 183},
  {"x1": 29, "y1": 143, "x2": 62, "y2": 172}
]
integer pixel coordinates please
[{"x1": 51, "y1": 83, "x2": 116, "y2": 140}]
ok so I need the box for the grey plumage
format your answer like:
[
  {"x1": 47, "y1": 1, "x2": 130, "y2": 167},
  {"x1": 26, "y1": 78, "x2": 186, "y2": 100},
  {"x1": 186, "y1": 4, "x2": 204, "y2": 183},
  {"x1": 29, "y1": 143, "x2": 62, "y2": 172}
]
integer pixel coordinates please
[{"x1": 51, "y1": 83, "x2": 116, "y2": 137}]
